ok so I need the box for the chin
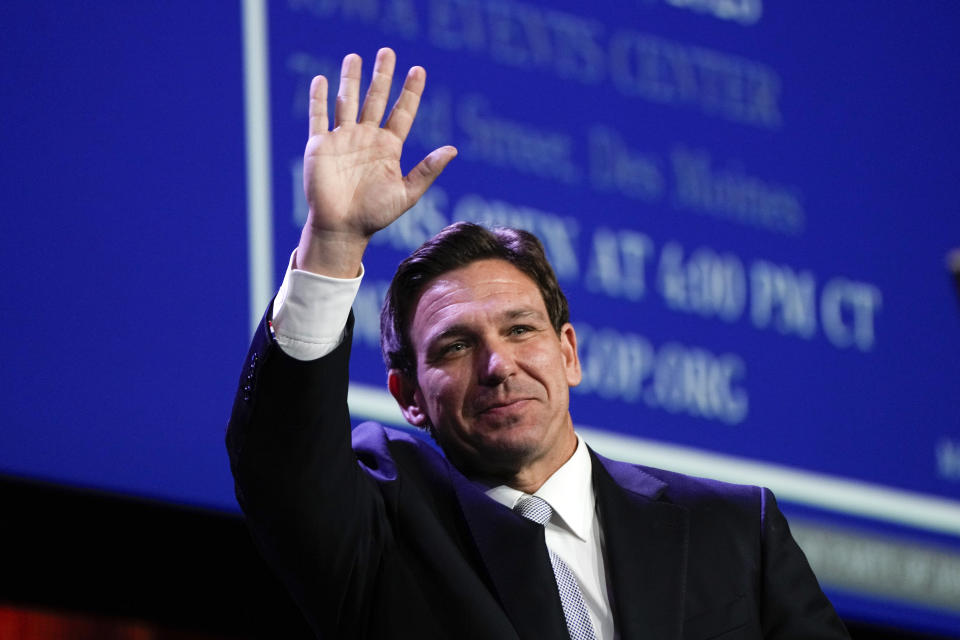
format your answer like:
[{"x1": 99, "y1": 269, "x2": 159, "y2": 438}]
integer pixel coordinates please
[
  {"x1": 469, "y1": 430, "x2": 547, "y2": 473},
  {"x1": 434, "y1": 409, "x2": 564, "y2": 469}
]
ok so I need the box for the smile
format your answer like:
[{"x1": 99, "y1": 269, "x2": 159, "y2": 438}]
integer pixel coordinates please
[{"x1": 476, "y1": 399, "x2": 531, "y2": 415}]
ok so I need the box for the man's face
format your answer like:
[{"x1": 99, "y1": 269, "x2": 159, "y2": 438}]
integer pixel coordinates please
[{"x1": 389, "y1": 259, "x2": 582, "y2": 480}]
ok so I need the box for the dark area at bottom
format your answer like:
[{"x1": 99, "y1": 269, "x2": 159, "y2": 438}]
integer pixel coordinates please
[{"x1": 0, "y1": 474, "x2": 950, "y2": 640}]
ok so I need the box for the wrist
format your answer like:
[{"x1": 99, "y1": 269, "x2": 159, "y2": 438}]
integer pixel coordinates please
[{"x1": 295, "y1": 225, "x2": 368, "y2": 278}]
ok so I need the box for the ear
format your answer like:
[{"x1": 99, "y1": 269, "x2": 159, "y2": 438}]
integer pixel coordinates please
[
  {"x1": 388, "y1": 369, "x2": 430, "y2": 428},
  {"x1": 559, "y1": 322, "x2": 582, "y2": 387}
]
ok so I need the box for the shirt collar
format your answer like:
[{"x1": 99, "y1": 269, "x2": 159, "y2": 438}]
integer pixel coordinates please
[{"x1": 484, "y1": 433, "x2": 595, "y2": 542}]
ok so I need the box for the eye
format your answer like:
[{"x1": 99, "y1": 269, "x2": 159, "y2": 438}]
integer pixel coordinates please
[
  {"x1": 509, "y1": 325, "x2": 533, "y2": 336},
  {"x1": 441, "y1": 341, "x2": 468, "y2": 355}
]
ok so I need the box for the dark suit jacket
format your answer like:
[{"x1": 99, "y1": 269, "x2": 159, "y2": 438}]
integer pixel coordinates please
[{"x1": 227, "y1": 313, "x2": 849, "y2": 639}]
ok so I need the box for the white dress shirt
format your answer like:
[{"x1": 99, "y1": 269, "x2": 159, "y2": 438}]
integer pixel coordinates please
[
  {"x1": 271, "y1": 250, "x2": 362, "y2": 361},
  {"x1": 485, "y1": 434, "x2": 615, "y2": 639},
  {"x1": 270, "y1": 251, "x2": 616, "y2": 639}
]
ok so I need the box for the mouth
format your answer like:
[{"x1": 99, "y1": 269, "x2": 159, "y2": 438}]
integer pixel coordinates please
[{"x1": 476, "y1": 398, "x2": 531, "y2": 416}]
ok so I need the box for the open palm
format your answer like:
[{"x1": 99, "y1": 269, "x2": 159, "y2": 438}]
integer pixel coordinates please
[{"x1": 297, "y1": 49, "x2": 456, "y2": 276}]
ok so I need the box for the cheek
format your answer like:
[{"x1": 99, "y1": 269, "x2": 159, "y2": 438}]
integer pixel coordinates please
[
  {"x1": 519, "y1": 343, "x2": 565, "y2": 382},
  {"x1": 419, "y1": 369, "x2": 467, "y2": 411}
]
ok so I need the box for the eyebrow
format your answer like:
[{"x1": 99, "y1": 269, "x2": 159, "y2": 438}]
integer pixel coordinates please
[
  {"x1": 427, "y1": 308, "x2": 548, "y2": 344},
  {"x1": 502, "y1": 308, "x2": 547, "y2": 322}
]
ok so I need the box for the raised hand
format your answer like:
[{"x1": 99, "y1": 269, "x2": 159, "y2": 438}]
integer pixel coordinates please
[{"x1": 296, "y1": 48, "x2": 457, "y2": 277}]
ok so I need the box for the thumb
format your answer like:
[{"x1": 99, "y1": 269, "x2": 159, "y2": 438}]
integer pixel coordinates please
[{"x1": 403, "y1": 145, "x2": 458, "y2": 207}]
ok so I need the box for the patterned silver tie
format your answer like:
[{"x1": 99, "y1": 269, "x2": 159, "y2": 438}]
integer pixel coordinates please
[{"x1": 514, "y1": 495, "x2": 597, "y2": 640}]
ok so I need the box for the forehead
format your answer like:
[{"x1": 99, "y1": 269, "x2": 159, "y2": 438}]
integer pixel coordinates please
[{"x1": 410, "y1": 258, "x2": 547, "y2": 328}]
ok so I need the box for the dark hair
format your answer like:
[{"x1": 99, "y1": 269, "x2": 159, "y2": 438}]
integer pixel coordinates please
[{"x1": 380, "y1": 221, "x2": 570, "y2": 378}]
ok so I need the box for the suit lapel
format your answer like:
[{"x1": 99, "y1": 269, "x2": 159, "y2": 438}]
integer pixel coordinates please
[
  {"x1": 449, "y1": 467, "x2": 569, "y2": 640},
  {"x1": 592, "y1": 451, "x2": 689, "y2": 640}
]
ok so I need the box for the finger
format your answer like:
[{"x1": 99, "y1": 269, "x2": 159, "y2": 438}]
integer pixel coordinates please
[
  {"x1": 334, "y1": 53, "x2": 362, "y2": 127},
  {"x1": 403, "y1": 146, "x2": 458, "y2": 206},
  {"x1": 359, "y1": 48, "x2": 396, "y2": 125},
  {"x1": 384, "y1": 65, "x2": 426, "y2": 142},
  {"x1": 308, "y1": 75, "x2": 329, "y2": 137}
]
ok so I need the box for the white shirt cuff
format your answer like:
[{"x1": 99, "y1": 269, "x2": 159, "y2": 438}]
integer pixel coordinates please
[{"x1": 270, "y1": 249, "x2": 364, "y2": 361}]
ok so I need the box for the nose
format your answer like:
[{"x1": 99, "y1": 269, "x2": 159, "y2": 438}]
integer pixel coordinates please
[{"x1": 478, "y1": 342, "x2": 514, "y2": 386}]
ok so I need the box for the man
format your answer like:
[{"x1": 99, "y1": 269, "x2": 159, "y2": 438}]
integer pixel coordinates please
[{"x1": 227, "y1": 48, "x2": 849, "y2": 639}]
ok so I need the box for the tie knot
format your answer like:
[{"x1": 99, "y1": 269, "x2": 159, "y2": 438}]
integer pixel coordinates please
[{"x1": 513, "y1": 495, "x2": 553, "y2": 526}]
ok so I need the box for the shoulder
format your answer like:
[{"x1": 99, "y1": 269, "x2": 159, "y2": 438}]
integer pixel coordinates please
[
  {"x1": 593, "y1": 450, "x2": 772, "y2": 528},
  {"x1": 351, "y1": 421, "x2": 452, "y2": 483},
  {"x1": 594, "y1": 449, "x2": 763, "y2": 502}
]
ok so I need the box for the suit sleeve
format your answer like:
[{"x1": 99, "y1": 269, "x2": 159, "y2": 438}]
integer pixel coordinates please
[
  {"x1": 759, "y1": 489, "x2": 850, "y2": 639},
  {"x1": 226, "y1": 308, "x2": 390, "y2": 637}
]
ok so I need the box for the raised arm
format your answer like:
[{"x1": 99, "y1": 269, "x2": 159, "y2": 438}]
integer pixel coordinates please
[
  {"x1": 295, "y1": 47, "x2": 457, "y2": 278},
  {"x1": 228, "y1": 49, "x2": 455, "y2": 637}
]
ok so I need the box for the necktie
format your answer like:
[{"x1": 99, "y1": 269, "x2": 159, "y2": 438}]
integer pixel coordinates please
[{"x1": 514, "y1": 495, "x2": 597, "y2": 640}]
